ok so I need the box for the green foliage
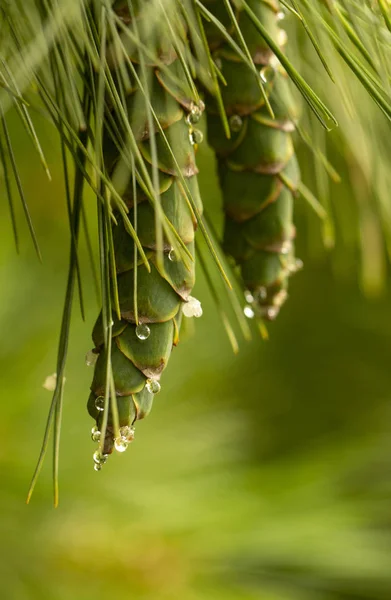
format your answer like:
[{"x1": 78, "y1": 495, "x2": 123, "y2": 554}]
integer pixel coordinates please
[
  {"x1": 204, "y1": 0, "x2": 302, "y2": 321},
  {"x1": 1, "y1": 0, "x2": 391, "y2": 509},
  {"x1": 1, "y1": 144, "x2": 391, "y2": 598}
]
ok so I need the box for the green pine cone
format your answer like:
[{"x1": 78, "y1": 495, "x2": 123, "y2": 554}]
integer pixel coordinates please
[
  {"x1": 204, "y1": 0, "x2": 302, "y2": 321},
  {"x1": 88, "y1": 0, "x2": 204, "y2": 458}
]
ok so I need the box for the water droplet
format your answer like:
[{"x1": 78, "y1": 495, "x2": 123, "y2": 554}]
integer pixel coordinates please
[
  {"x1": 95, "y1": 396, "x2": 105, "y2": 412},
  {"x1": 280, "y1": 240, "x2": 292, "y2": 255},
  {"x1": 214, "y1": 57, "x2": 223, "y2": 71},
  {"x1": 295, "y1": 258, "x2": 304, "y2": 272},
  {"x1": 182, "y1": 296, "x2": 203, "y2": 318},
  {"x1": 85, "y1": 349, "x2": 98, "y2": 367},
  {"x1": 274, "y1": 290, "x2": 288, "y2": 307},
  {"x1": 255, "y1": 286, "x2": 268, "y2": 301},
  {"x1": 277, "y1": 11, "x2": 285, "y2": 21},
  {"x1": 278, "y1": 29, "x2": 288, "y2": 47},
  {"x1": 244, "y1": 305, "x2": 255, "y2": 319},
  {"x1": 229, "y1": 115, "x2": 243, "y2": 133},
  {"x1": 114, "y1": 437, "x2": 128, "y2": 453},
  {"x1": 186, "y1": 102, "x2": 204, "y2": 125},
  {"x1": 135, "y1": 323, "x2": 151, "y2": 341},
  {"x1": 268, "y1": 307, "x2": 279, "y2": 320},
  {"x1": 261, "y1": 306, "x2": 279, "y2": 321},
  {"x1": 43, "y1": 373, "x2": 57, "y2": 392},
  {"x1": 146, "y1": 379, "x2": 161, "y2": 394},
  {"x1": 270, "y1": 55, "x2": 281, "y2": 70},
  {"x1": 189, "y1": 128, "x2": 204, "y2": 145},
  {"x1": 260, "y1": 66, "x2": 276, "y2": 84},
  {"x1": 91, "y1": 426, "x2": 101, "y2": 443},
  {"x1": 244, "y1": 290, "x2": 254, "y2": 303},
  {"x1": 288, "y1": 258, "x2": 304, "y2": 274},
  {"x1": 120, "y1": 425, "x2": 135, "y2": 441},
  {"x1": 94, "y1": 463, "x2": 102, "y2": 472},
  {"x1": 93, "y1": 450, "x2": 108, "y2": 465},
  {"x1": 168, "y1": 248, "x2": 178, "y2": 262}
]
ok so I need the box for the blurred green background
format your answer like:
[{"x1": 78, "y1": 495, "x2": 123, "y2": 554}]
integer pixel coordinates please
[{"x1": 1, "y1": 110, "x2": 391, "y2": 600}]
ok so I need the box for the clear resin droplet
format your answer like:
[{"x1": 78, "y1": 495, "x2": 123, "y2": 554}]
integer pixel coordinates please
[
  {"x1": 93, "y1": 450, "x2": 108, "y2": 465},
  {"x1": 244, "y1": 290, "x2": 254, "y2": 304},
  {"x1": 146, "y1": 379, "x2": 161, "y2": 395},
  {"x1": 91, "y1": 426, "x2": 101, "y2": 443},
  {"x1": 244, "y1": 305, "x2": 255, "y2": 319},
  {"x1": 120, "y1": 425, "x2": 135, "y2": 442},
  {"x1": 189, "y1": 129, "x2": 203, "y2": 145},
  {"x1": 229, "y1": 115, "x2": 243, "y2": 133},
  {"x1": 168, "y1": 248, "x2": 178, "y2": 262},
  {"x1": 114, "y1": 437, "x2": 128, "y2": 453},
  {"x1": 94, "y1": 463, "x2": 102, "y2": 472},
  {"x1": 182, "y1": 296, "x2": 203, "y2": 318},
  {"x1": 136, "y1": 323, "x2": 151, "y2": 341},
  {"x1": 85, "y1": 349, "x2": 98, "y2": 367},
  {"x1": 95, "y1": 396, "x2": 105, "y2": 412}
]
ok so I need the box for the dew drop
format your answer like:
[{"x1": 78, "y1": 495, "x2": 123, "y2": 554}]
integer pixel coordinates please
[
  {"x1": 189, "y1": 128, "x2": 204, "y2": 145},
  {"x1": 274, "y1": 290, "x2": 288, "y2": 307},
  {"x1": 261, "y1": 306, "x2": 279, "y2": 321},
  {"x1": 229, "y1": 114, "x2": 243, "y2": 133},
  {"x1": 260, "y1": 69, "x2": 268, "y2": 84},
  {"x1": 43, "y1": 373, "x2": 57, "y2": 392},
  {"x1": 91, "y1": 426, "x2": 101, "y2": 443},
  {"x1": 168, "y1": 248, "x2": 178, "y2": 262},
  {"x1": 244, "y1": 290, "x2": 254, "y2": 303},
  {"x1": 277, "y1": 11, "x2": 285, "y2": 21},
  {"x1": 93, "y1": 450, "x2": 108, "y2": 465},
  {"x1": 85, "y1": 349, "x2": 98, "y2": 367},
  {"x1": 136, "y1": 323, "x2": 151, "y2": 341},
  {"x1": 278, "y1": 29, "x2": 288, "y2": 47},
  {"x1": 94, "y1": 463, "x2": 102, "y2": 472},
  {"x1": 270, "y1": 55, "x2": 281, "y2": 70},
  {"x1": 244, "y1": 305, "x2": 255, "y2": 319},
  {"x1": 114, "y1": 437, "x2": 128, "y2": 453},
  {"x1": 255, "y1": 286, "x2": 268, "y2": 301},
  {"x1": 214, "y1": 57, "x2": 223, "y2": 71},
  {"x1": 260, "y1": 66, "x2": 276, "y2": 85},
  {"x1": 120, "y1": 425, "x2": 135, "y2": 442},
  {"x1": 95, "y1": 396, "x2": 105, "y2": 412},
  {"x1": 267, "y1": 307, "x2": 279, "y2": 320},
  {"x1": 146, "y1": 379, "x2": 161, "y2": 395},
  {"x1": 187, "y1": 102, "x2": 204, "y2": 125},
  {"x1": 295, "y1": 258, "x2": 304, "y2": 272},
  {"x1": 288, "y1": 258, "x2": 304, "y2": 274},
  {"x1": 182, "y1": 296, "x2": 203, "y2": 318},
  {"x1": 280, "y1": 240, "x2": 292, "y2": 255}
]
